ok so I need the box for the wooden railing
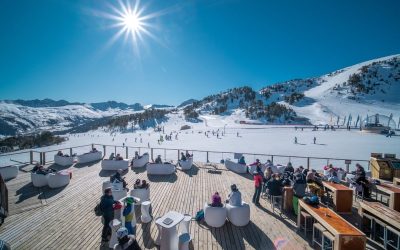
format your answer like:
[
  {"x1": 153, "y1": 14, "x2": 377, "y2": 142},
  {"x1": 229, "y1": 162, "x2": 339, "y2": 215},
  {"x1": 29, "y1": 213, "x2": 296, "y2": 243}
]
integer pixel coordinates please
[{"x1": 0, "y1": 143, "x2": 371, "y2": 171}]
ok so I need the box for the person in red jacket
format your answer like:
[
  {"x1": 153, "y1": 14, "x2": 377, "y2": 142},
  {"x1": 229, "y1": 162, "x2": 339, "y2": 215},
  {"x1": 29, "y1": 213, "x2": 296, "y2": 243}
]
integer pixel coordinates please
[{"x1": 252, "y1": 171, "x2": 263, "y2": 205}]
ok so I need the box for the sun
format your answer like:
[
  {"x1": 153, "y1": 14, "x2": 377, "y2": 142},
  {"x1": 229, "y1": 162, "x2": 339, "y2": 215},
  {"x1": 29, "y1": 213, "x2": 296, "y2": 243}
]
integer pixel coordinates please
[
  {"x1": 123, "y1": 12, "x2": 141, "y2": 33},
  {"x1": 94, "y1": 0, "x2": 167, "y2": 56}
]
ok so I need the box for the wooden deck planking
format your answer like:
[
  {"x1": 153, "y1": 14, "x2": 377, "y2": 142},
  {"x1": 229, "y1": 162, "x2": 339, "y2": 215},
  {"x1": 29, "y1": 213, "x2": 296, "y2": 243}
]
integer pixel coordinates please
[{"x1": 0, "y1": 161, "x2": 314, "y2": 250}]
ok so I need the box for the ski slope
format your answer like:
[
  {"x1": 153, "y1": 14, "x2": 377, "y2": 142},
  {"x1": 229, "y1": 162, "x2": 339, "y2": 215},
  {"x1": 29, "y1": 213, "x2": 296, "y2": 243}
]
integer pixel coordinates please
[{"x1": 2, "y1": 112, "x2": 399, "y2": 172}]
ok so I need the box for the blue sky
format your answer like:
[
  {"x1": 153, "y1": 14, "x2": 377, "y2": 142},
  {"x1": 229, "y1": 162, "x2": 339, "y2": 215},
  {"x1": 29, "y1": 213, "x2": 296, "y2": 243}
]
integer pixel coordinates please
[{"x1": 0, "y1": 0, "x2": 399, "y2": 105}]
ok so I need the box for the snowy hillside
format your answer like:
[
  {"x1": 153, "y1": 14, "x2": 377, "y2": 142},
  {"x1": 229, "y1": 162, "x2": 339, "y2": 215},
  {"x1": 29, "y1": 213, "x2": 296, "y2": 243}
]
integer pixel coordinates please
[
  {"x1": 1, "y1": 54, "x2": 399, "y2": 137},
  {"x1": 183, "y1": 54, "x2": 400, "y2": 126},
  {"x1": 0, "y1": 100, "x2": 144, "y2": 136}
]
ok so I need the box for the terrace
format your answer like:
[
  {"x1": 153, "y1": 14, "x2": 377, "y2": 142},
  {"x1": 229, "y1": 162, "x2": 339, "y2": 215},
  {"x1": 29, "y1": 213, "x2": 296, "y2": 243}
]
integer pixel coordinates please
[{"x1": 0, "y1": 144, "x2": 382, "y2": 249}]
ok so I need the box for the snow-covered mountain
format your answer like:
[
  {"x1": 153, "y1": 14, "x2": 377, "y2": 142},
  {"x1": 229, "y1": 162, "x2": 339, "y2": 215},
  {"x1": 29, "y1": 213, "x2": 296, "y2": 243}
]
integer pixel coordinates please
[
  {"x1": 0, "y1": 100, "x2": 145, "y2": 136},
  {"x1": 183, "y1": 54, "x2": 400, "y2": 125},
  {"x1": 1, "y1": 54, "x2": 399, "y2": 136}
]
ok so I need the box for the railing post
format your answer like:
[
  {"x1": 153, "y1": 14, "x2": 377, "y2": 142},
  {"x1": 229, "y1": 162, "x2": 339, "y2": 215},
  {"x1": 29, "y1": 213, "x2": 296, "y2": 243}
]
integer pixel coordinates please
[
  {"x1": 114, "y1": 146, "x2": 117, "y2": 156},
  {"x1": 207, "y1": 151, "x2": 209, "y2": 163},
  {"x1": 70, "y1": 148, "x2": 73, "y2": 156},
  {"x1": 164, "y1": 149, "x2": 166, "y2": 161},
  {"x1": 40, "y1": 152, "x2": 43, "y2": 165},
  {"x1": 91, "y1": 143, "x2": 94, "y2": 150},
  {"x1": 271, "y1": 155, "x2": 274, "y2": 164},
  {"x1": 178, "y1": 150, "x2": 180, "y2": 161},
  {"x1": 103, "y1": 145, "x2": 106, "y2": 158},
  {"x1": 151, "y1": 148, "x2": 154, "y2": 161},
  {"x1": 307, "y1": 157, "x2": 310, "y2": 170},
  {"x1": 42, "y1": 152, "x2": 46, "y2": 165},
  {"x1": 126, "y1": 147, "x2": 128, "y2": 159},
  {"x1": 30, "y1": 150, "x2": 33, "y2": 164}
]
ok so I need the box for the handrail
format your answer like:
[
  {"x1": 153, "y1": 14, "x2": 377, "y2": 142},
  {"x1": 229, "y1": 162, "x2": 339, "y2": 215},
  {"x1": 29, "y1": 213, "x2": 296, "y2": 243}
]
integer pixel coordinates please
[
  {"x1": 1, "y1": 143, "x2": 371, "y2": 168},
  {"x1": 92, "y1": 144, "x2": 369, "y2": 162}
]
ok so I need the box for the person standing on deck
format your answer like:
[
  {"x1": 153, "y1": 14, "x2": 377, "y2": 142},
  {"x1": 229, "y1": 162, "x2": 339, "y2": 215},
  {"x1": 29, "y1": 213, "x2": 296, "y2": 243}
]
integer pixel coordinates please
[
  {"x1": 122, "y1": 197, "x2": 136, "y2": 235},
  {"x1": 100, "y1": 188, "x2": 116, "y2": 243},
  {"x1": 252, "y1": 171, "x2": 263, "y2": 206}
]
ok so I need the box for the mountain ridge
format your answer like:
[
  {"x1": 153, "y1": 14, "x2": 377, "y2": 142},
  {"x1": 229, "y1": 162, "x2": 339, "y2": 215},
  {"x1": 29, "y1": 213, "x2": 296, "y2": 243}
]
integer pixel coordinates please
[{"x1": 1, "y1": 54, "x2": 399, "y2": 136}]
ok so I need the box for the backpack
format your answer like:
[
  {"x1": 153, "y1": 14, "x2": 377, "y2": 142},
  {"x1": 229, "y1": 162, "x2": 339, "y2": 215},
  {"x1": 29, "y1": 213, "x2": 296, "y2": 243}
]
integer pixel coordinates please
[
  {"x1": 195, "y1": 209, "x2": 204, "y2": 221},
  {"x1": 94, "y1": 203, "x2": 103, "y2": 216}
]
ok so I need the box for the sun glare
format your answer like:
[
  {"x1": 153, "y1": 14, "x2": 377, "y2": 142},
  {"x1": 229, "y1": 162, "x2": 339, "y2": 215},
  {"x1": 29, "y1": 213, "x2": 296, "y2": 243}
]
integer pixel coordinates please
[
  {"x1": 123, "y1": 12, "x2": 140, "y2": 32},
  {"x1": 94, "y1": 0, "x2": 167, "y2": 56}
]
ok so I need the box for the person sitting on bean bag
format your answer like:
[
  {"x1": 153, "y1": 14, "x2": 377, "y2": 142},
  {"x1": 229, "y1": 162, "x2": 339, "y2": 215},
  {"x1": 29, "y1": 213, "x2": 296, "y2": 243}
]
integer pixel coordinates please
[
  {"x1": 113, "y1": 227, "x2": 141, "y2": 250},
  {"x1": 154, "y1": 155, "x2": 162, "y2": 164},
  {"x1": 210, "y1": 192, "x2": 223, "y2": 207}
]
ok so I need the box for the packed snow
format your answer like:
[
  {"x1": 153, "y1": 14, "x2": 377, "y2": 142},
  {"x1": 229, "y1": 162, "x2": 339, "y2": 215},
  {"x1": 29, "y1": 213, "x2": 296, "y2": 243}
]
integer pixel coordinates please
[{"x1": 2, "y1": 113, "x2": 399, "y2": 172}]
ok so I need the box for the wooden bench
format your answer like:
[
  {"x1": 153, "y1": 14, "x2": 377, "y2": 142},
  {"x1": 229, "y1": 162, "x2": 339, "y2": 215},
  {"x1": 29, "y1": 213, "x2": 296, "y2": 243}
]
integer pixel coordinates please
[
  {"x1": 322, "y1": 181, "x2": 353, "y2": 214},
  {"x1": 394, "y1": 177, "x2": 400, "y2": 186},
  {"x1": 297, "y1": 199, "x2": 366, "y2": 250},
  {"x1": 375, "y1": 183, "x2": 400, "y2": 212},
  {"x1": 359, "y1": 201, "x2": 400, "y2": 249}
]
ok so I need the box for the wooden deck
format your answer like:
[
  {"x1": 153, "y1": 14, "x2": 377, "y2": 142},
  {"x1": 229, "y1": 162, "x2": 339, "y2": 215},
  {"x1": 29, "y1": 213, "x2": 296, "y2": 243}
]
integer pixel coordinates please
[{"x1": 0, "y1": 161, "x2": 315, "y2": 249}]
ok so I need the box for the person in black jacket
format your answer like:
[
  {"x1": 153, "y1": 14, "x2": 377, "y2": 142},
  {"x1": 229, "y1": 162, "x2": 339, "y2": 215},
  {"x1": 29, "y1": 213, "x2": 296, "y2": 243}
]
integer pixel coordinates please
[
  {"x1": 267, "y1": 174, "x2": 283, "y2": 196},
  {"x1": 100, "y1": 188, "x2": 116, "y2": 242},
  {"x1": 351, "y1": 164, "x2": 371, "y2": 198}
]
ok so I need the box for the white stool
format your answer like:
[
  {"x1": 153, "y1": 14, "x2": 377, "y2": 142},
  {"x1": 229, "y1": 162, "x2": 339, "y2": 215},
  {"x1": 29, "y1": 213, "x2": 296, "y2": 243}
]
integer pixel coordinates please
[
  {"x1": 141, "y1": 201, "x2": 152, "y2": 223},
  {"x1": 109, "y1": 219, "x2": 122, "y2": 249},
  {"x1": 178, "y1": 233, "x2": 191, "y2": 250},
  {"x1": 179, "y1": 214, "x2": 192, "y2": 235},
  {"x1": 155, "y1": 217, "x2": 162, "y2": 245}
]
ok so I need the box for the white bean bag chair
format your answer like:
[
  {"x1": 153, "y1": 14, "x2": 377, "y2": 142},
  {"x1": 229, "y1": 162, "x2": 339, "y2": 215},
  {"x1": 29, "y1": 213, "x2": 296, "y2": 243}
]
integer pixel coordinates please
[
  {"x1": 0, "y1": 165, "x2": 18, "y2": 181},
  {"x1": 31, "y1": 173, "x2": 48, "y2": 187},
  {"x1": 54, "y1": 155, "x2": 74, "y2": 166},
  {"x1": 204, "y1": 203, "x2": 227, "y2": 228},
  {"x1": 225, "y1": 159, "x2": 247, "y2": 174},
  {"x1": 147, "y1": 163, "x2": 176, "y2": 175},
  {"x1": 112, "y1": 189, "x2": 127, "y2": 201},
  {"x1": 130, "y1": 188, "x2": 150, "y2": 204},
  {"x1": 179, "y1": 158, "x2": 193, "y2": 170},
  {"x1": 48, "y1": 172, "x2": 70, "y2": 188},
  {"x1": 132, "y1": 153, "x2": 149, "y2": 168},
  {"x1": 77, "y1": 151, "x2": 102, "y2": 164},
  {"x1": 276, "y1": 165, "x2": 286, "y2": 174},
  {"x1": 248, "y1": 164, "x2": 267, "y2": 175},
  {"x1": 226, "y1": 202, "x2": 250, "y2": 227},
  {"x1": 101, "y1": 159, "x2": 129, "y2": 171}
]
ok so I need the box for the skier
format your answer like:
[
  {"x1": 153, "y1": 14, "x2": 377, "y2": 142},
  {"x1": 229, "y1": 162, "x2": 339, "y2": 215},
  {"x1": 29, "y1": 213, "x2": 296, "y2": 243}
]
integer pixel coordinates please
[
  {"x1": 294, "y1": 137, "x2": 298, "y2": 144},
  {"x1": 237, "y1": 132, "x2": 239, "y2": 137},
  {"x1": 313, "y1": 137, "x2": 316, "y2": 144}
]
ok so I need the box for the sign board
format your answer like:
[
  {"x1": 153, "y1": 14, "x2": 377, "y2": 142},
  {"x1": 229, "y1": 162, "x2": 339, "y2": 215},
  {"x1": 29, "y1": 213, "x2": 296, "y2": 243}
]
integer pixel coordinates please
[
  {"x1": 384, "y1": 153, "x2": 396, "y2": 159},
  {"x1": 370, "y1": 153, "x2": 383, "y2": 159},
  {"x1": 234, "y1": 153, "x2": 243, "y2": 160},
  {"x1": 344, "y1": 160, "x2": 352, "y2": 165}
]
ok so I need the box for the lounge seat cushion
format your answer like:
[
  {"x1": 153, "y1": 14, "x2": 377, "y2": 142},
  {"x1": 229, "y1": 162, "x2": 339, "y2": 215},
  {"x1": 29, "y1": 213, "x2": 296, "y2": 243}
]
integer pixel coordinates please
[
  {"x1": 204, "y1": 203, "x2": 227, "y2": 228},
  {"x1": 225, "y1": 159, "x2": 247, "y2": 174},
  {"x1": 147, "y1": 163, "x2": 175, "y2": 175}
]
